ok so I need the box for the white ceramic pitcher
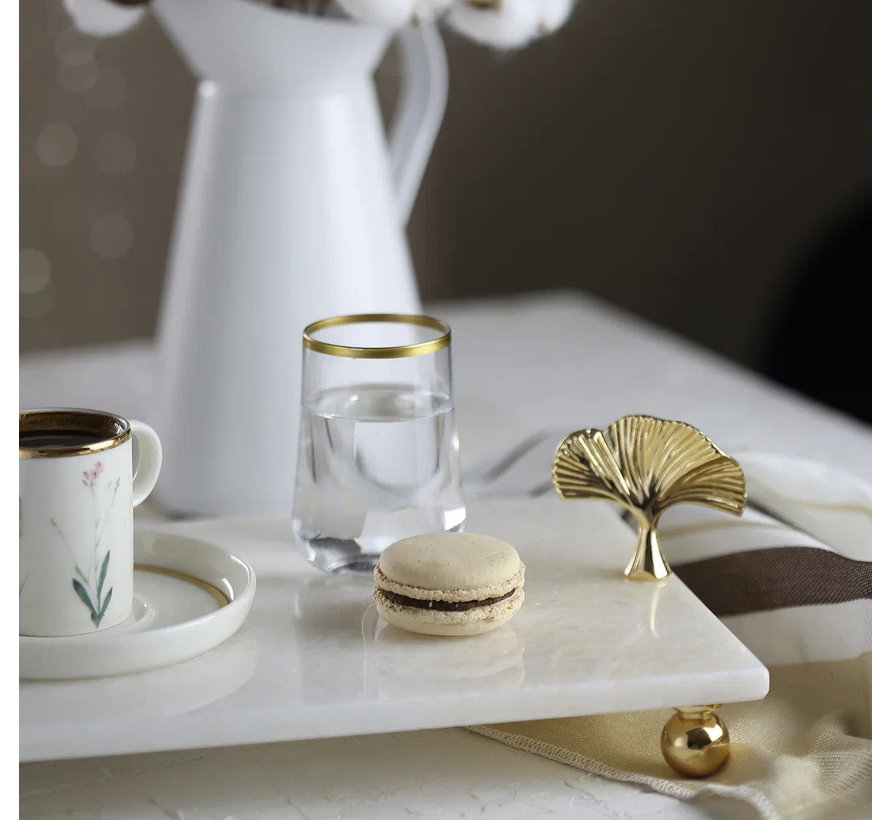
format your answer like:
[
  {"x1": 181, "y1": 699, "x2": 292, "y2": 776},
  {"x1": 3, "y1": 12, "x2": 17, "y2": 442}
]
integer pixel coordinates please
[{"x1": 149, "y1": 0, "x2": 447, "y2": 516}]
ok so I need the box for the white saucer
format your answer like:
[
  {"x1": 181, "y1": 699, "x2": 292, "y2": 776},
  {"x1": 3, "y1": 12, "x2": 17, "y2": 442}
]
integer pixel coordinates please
[{"x1": 20, "y1": 530, "x2": 256, "y2": 680}]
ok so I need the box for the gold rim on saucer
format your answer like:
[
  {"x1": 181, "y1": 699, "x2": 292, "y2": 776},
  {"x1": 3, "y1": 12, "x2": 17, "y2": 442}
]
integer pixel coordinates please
[
  {"x1": 135, "y1": 564, "x2": 231, "y2": 608},
  {"x1": 19, "y1": 408, "x2": 132, "y2": 459},
  {"x1": 302, "y1": 313, "x2": 451, "y2": 359}
]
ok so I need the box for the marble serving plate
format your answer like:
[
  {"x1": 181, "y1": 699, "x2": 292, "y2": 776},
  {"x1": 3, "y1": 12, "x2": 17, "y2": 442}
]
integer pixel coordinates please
[{"x1": 20, "y1": 498, "x2": 768, "y2": 763}]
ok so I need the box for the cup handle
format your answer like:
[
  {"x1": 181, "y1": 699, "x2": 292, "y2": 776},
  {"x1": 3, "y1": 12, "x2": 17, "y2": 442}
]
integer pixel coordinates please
[{"x1": 130, "y1": 420, "x2": 163, "y2": 507}]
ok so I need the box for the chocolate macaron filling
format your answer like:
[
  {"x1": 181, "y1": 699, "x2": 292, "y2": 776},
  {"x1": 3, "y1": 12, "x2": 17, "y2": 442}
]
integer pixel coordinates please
[{"x1": 378, "y1": 588, "x2": 517, "y2": 613}]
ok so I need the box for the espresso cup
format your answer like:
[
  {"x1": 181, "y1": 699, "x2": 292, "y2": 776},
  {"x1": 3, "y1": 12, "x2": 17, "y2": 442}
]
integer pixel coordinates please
[{"x1": 19, "y1": 408, "x2": 163, "y2": 637}]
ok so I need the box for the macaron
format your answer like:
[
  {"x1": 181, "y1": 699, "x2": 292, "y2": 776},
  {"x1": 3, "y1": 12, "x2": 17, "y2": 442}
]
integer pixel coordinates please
[{"x1": 373, "y1": 532, "x2": 525, "y2": 636}]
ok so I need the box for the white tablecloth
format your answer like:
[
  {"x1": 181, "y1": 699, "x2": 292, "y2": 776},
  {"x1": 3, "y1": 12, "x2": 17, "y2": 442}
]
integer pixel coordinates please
[{"x1": 19, "y1": 290, "x2": 870, "y2": 819}]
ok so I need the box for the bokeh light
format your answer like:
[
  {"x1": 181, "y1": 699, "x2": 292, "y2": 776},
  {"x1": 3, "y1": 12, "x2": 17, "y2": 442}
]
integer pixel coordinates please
[
  {"x1": 19, "y1": 249, "x2": 53, "y2": 295},
  {"x1": 35, "y1": 122, "x2": 79, "y2": 167},
  {"x1": 57, "y1": 58, "x2": 99, "y2": 93},
  {"x1": 54, "y1": 28, "x2": 95, "y2": 67}
]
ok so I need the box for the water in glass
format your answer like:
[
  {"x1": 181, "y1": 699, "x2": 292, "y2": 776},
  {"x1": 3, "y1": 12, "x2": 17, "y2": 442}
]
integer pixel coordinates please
[{"x1": 293, "y1": 382, "x2": 466, "y2": 575}]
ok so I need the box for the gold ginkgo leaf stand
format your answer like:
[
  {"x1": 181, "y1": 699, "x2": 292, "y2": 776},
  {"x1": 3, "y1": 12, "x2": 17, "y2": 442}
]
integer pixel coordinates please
[{"x1": 552, "y1": 415, "x2": 747, "y2": 777}]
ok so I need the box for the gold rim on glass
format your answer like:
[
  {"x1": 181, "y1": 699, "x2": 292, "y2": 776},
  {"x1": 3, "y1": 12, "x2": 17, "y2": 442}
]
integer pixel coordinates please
[
  {"x1": 19, "y1": 408, "x2": 131, "y2": 459},
  {"x1": 303, "y1": 313, "x2": 451, "y2": 359}
]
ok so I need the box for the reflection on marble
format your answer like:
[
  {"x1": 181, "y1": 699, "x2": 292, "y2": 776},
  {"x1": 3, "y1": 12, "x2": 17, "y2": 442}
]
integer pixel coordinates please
[
  {"x1": 21, "y1": 499, "x2": 768, "y2": 762},
  {"x1": 291, "y1": 573, "x2": 375, "y2": 705},
  {"x1": 369, "y1": 616, "x2": 526, "y2": 698}
]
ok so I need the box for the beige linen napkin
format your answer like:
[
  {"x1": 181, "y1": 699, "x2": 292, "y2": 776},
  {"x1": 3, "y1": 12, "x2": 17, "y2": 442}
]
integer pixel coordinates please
[{"x1": 467, "y1": 452, "x2": 872, "y2": 820}]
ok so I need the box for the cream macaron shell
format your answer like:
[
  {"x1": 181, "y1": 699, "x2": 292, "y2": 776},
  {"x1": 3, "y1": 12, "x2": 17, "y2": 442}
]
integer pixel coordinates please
[{"x1": 373, "y1": 532, "x2": 525, "y2": 636}]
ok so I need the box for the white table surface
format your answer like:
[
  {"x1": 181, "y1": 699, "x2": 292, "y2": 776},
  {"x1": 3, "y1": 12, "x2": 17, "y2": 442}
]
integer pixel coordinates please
[{"x1": 19, "y1": 290, "x2": 870, "y2": 819}]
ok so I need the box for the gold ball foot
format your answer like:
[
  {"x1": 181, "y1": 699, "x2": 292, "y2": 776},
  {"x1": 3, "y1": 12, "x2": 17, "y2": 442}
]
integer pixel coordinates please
[{"x1": 660, "y1": 705, "x2": 730, "y2": 777}]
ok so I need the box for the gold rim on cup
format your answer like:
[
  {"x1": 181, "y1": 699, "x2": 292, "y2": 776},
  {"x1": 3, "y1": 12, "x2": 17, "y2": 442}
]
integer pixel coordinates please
[
  {"x1": 19, "y1": 408, "x2": 132, "y2": 459},
  {"x1": 302, "y1": 313, "x2": 451, "y2": 359}
]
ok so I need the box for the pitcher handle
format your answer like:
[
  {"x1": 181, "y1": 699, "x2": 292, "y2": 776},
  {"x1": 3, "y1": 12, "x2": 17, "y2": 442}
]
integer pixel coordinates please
[{"x1": 389, "y1": 24, "x2": 448, "y2": 225}]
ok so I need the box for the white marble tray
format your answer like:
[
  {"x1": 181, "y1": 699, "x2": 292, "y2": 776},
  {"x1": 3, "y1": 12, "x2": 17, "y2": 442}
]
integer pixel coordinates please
[{"x1": 20, "y1": 498, "x2": 768, "y2": 762}]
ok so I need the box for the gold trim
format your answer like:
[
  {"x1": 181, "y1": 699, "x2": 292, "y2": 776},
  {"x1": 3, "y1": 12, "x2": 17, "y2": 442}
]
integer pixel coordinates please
[
  {"x1": 303, "y1": 313, "x2": 451, "y2": 359},
  {"x1": 19, "y1": 409, "x2": 132, "y2": 459},
  {"x1": 135, "y1": 564, "x2": 231, "y2": 608}
]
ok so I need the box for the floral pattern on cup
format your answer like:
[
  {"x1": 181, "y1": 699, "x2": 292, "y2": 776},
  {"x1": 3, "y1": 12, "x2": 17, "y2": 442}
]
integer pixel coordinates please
[{"x1": 50, "y1": 460, "x2": 120, "y2": 628}]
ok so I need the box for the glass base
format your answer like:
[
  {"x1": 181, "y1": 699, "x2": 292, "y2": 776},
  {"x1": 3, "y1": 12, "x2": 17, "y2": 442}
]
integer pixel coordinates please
[{"x1": 295, "y1": 513, "x2": 466, "y2": 577}]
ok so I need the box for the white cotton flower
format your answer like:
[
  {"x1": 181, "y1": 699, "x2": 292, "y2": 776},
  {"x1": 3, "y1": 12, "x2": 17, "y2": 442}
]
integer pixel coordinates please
[
  {"x1": 63, "y1": 0, "x2": 147, "y2": 37},
  {"x1": 335, "y1": 0, "x2": 455, "y2": 28},
  {"x1": 446, "y1": 0, "x2": 574, "y2": 49},
  {"x1": 537, "y1": 0, "x2": 575, "y2": 32}
]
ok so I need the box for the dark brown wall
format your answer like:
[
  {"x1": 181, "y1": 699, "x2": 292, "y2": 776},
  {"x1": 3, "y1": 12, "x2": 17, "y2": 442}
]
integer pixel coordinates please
[{"x1": 409, "y1": 0, "x2": 870, "y2": 365}]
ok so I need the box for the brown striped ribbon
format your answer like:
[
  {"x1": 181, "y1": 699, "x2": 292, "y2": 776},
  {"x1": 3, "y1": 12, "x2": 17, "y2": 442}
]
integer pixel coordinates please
[{"x1": 672, "y1": 547, "x2": 872, "y2": 617}]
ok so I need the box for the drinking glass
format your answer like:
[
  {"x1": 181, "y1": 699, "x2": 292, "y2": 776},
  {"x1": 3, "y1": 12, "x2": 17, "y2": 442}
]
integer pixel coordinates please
[{"x1": 293, "y1": 314, "x2": 466, "y2": 575}]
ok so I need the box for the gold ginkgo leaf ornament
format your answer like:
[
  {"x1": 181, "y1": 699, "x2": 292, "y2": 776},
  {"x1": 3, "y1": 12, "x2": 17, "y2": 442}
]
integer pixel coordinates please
[{"x1": 552, "y1": 415, "x2": 746, "y2": 581}]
